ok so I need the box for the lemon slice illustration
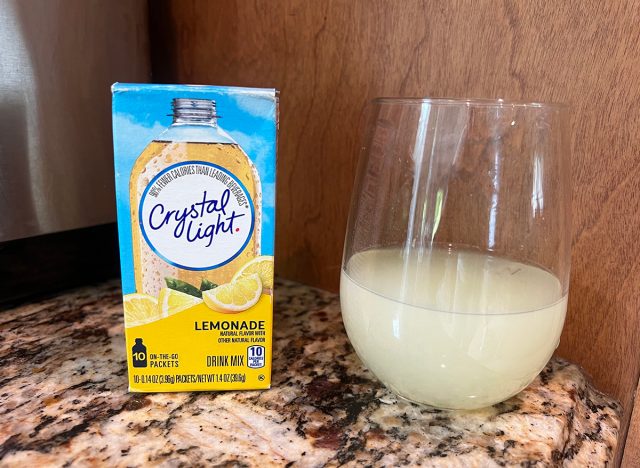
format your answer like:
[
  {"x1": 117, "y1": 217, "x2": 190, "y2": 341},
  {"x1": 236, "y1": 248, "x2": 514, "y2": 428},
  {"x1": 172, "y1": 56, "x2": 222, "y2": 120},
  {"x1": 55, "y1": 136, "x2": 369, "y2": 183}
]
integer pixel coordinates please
[
  {"x1": 232, "y1": 255, "x2": 274, "y2": 290},
  {"x1": 123, "y1": 293, "x2": 160, "y2": 328},
  {"x1": 203, "y1": 274, "x2": 262, "y2": 313},
  {"x1": 158, "y1": 287, "x2": 202, "y2": 317}
]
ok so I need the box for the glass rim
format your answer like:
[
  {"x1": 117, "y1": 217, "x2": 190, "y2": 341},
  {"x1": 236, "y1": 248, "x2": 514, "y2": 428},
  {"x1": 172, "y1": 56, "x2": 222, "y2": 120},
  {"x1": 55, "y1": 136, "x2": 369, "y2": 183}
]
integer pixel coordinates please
[{"x1": 372, "y1": 97, "x2": 568, "y2": 109}]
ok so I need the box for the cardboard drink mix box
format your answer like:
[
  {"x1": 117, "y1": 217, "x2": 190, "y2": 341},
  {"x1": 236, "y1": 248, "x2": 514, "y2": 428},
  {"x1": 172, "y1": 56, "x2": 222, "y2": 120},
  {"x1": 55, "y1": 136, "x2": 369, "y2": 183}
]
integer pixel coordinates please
[{"x1": 112, "y1": 83, "x2": 277, "y2": 392}]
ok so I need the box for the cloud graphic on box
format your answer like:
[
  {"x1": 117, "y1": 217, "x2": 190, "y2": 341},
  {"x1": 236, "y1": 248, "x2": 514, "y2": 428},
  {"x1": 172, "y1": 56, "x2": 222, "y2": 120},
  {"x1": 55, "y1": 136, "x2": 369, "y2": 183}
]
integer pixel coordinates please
[
  {"x1": 113, "y1": 113, "x2": 166, "y2": 166},
  {"x1": 229, "y1": 130, "x2": 276, "y2": 190},
  {"x1": 231, "y1": 94, "x2": 276, "y2": 120}
]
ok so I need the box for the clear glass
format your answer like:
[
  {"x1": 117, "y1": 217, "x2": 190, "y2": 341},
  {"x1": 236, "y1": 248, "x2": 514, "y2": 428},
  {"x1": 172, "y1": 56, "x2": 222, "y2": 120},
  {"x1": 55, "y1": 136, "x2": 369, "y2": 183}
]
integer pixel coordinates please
[{"x1": 340, "y1": 98, "x2": 571, "y2": 410}]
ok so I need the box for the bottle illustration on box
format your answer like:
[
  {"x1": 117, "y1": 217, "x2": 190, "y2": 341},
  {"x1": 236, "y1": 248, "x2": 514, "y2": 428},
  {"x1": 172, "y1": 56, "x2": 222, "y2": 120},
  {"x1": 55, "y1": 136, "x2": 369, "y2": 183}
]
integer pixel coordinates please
[
  {"x1": 129, "y1": 98, "x2": 262, "y2": 297},
  {"x1": 132, "y1": 338, "x2": 147, "y2": 368}
]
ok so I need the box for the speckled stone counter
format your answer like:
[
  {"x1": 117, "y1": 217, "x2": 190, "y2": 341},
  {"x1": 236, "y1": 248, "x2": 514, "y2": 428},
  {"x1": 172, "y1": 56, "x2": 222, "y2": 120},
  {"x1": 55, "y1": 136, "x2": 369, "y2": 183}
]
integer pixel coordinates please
[{"x1": 0, "y1": 279, "x2": 621, "y2": 467}]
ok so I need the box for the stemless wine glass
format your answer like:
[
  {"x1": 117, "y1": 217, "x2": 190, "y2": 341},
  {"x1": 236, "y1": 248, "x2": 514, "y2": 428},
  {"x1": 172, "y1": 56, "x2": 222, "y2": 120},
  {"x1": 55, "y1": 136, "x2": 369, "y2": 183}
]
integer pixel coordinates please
[{"x1": 341, "y1": 98, "x2": 571, "y2": 410}]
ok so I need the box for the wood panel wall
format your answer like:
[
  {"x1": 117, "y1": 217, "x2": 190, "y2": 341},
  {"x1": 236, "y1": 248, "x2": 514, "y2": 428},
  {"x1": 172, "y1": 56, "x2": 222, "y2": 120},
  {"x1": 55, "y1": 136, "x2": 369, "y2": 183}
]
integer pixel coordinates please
[
  {"x1": 622, "y1": 384, "x2": 640, "y2": 466},
  {"x1": 149, "y1": 1, "x2": 640, "y2": 462}
]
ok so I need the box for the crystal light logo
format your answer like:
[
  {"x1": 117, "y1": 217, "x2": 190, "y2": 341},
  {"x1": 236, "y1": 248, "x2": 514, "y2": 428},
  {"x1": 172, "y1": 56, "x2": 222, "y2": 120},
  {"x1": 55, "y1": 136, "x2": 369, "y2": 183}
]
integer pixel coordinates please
[{"x1": 139, "y1": 161, "x2": 254, "y2": 270}]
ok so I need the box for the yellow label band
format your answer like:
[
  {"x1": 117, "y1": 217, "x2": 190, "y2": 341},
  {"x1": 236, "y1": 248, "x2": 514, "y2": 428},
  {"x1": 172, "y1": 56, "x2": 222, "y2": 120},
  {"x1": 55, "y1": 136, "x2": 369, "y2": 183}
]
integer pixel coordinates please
[{"x1": 125, "y1": 296, "x2": 273, "y2": 392}]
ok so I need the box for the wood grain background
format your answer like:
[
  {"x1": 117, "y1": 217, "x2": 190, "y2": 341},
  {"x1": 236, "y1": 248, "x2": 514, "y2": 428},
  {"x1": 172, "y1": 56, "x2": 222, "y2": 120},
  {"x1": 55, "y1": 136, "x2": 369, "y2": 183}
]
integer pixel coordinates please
[
  {"x1": 622, "y1": 382, "x2": 640, "y2": 466},
  {"x1": 149, "y1": 1, "x2": 640, "y2": 462}
]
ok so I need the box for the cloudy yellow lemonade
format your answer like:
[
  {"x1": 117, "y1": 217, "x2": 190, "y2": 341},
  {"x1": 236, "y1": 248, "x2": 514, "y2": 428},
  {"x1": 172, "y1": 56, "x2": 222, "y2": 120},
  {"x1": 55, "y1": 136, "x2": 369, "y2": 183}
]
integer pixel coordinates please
[
  {"x1": 112, "y1": 85, "x2": 277, "y2": 392},
  {"x1": 341, "y1": 247, "x2": 567, "y2": 409}
]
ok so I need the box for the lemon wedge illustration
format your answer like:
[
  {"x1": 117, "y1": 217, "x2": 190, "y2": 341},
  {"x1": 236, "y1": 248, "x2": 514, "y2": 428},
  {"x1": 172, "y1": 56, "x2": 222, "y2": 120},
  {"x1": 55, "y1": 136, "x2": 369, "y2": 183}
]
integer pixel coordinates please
[
  {"x1": 123, "y1": 293, "x2": 159, "y2": 328},
  {"x1": 158, "y1": 287, "x2": 202, "y2": 317},
  {"x1": 232, "y1": 255, "x2": 274, "y2": 290},
  {"x1": 203, "y1": 274, "x2": 262, "y2": 313}
]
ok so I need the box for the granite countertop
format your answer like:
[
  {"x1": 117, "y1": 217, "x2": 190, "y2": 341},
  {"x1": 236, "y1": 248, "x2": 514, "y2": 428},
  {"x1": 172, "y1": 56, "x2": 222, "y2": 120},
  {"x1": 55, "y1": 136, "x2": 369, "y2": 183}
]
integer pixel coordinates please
[{"x1": 0, "y1": 279, "x2": 621, "y2": 467}]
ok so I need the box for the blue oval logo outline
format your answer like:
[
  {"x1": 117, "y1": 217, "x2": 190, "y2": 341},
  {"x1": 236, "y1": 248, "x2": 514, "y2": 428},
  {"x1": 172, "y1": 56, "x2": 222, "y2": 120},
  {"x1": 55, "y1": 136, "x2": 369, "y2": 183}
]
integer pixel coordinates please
[{"x1": 138, "y1": 160, "x2": 255, "y2": 271}]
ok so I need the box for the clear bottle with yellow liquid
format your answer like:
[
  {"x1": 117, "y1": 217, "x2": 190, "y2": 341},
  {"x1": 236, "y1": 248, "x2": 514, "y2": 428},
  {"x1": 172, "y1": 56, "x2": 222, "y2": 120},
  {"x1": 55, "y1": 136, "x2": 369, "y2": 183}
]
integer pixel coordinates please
[{"x1": 130, "y1": 98, "x2": 261, "y2": 297}]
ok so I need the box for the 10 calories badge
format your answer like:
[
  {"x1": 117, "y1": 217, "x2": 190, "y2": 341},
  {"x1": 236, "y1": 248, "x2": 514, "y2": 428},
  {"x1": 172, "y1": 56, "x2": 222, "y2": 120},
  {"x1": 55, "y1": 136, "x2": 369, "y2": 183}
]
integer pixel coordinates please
[{"x1": 247, "y1": 345, "x2": 265, "y2": 369}]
